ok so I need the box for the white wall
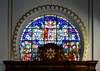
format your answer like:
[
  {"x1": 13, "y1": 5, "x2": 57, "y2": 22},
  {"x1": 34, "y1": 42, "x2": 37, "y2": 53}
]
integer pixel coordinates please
[{"x1": 0, "y1": 0, "x2": 100, "y2": 71}]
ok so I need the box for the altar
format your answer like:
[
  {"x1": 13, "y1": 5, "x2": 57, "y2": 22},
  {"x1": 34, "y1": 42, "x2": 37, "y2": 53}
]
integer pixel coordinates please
[
  {"x1": 3, "y1": 60, "x2": 98, "y2": 71},
  {"x1": 3, "y1": 44, "x2": 98, "y2": 71}
]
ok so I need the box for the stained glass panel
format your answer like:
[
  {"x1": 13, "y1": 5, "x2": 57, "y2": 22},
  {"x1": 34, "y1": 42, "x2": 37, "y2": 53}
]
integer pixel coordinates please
[{"x1": 20, "y1": 15, "x2": 81, "y2": 61}]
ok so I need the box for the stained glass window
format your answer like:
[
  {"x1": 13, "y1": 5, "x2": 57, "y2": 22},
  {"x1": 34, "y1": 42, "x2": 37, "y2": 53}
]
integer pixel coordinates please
[{"x1": 20, "y1": 15, "x2": 81, "y2": 61}]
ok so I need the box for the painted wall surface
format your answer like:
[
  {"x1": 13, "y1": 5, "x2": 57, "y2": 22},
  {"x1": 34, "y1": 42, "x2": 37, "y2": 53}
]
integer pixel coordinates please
[
  {"x1": 12, "y1": 0, "x2": 88, "y2": 31},
  {"x1": 0, "y1": 0, "x2": 100, "y2": 71},
  {"x1": 94, "y1": 0, "x2": 100, "y2": 71},
  {"x1": 0, "y1": 0, "x2": 7, "y2": 71}
]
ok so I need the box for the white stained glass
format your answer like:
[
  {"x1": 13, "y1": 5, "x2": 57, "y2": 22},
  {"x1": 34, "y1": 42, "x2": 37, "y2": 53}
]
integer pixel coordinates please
[
  {"x1": 57, "y1": 30, "x2": 65, "y2": 40},
  {"x1": 32, "y1": 35, "x2": 36, "y2": 40},
  {"x1": 71, "y1": 34, "x2": 75, "y2": 40},
  {"x1": 38, "y1": 41, "x2": 44, "y2": 44},
  {"x1": 45, "y1": 40, "x2": 56, "y2": 44},
  {"x1": 25, "y1": 34, "x2": 32, "y2": 40},
  {"x1": 36, "y1": 35, "x2": 43, "y2": 40}
]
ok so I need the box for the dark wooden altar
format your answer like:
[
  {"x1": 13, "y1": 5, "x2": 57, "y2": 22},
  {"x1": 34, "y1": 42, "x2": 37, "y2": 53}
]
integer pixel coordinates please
[
  {"x1": 3, "y1": 44, "x2": 98, "y2": 71},
  {"x1": 3, "y1": 61, "x2": 98, "y2": 71}
]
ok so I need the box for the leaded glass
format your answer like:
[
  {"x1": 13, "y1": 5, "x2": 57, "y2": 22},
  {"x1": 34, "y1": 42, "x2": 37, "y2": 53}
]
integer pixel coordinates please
[{"x1": 20, "y1": 15, "x2": 81, "y2": 61}]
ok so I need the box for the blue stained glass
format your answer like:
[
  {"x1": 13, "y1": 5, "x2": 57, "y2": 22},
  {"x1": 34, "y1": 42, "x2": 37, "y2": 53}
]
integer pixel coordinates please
[
  {"x1": 21, "y1": 32, "x2": 32, "y2": 40},
  {"x1": 26, "y1": 24, "x2": 33, "y2": 28},
  {"x1": 23, "y1": 28, "x2": 32, "y2": 32},
  {"x1": 38, "y1": 17, "x2": 44, "y2": 23},
  {"x1": 63, "y1": 49, "x2": 68, "y2": 53},
  {"x1": 38, "y1": 41, "x2": 44, "y2": 45},
  {"x1": 57, "y1": 41, "x2": 63, "y2": 45},
  {"x1": 58, "y1": 44, "x2": 63, "y2": 47},
  {"x1": 20, "y1": 15, "x2": 81, "y2": 61},
  {"x1": 69, "y1": 28, "x2": 76, "y2": 32},
  {"x1": 27, "y1": 18, "x2": 45, "y2": 29},
  {"x1": 38, "y1": 44, "x2": 44, "y2": 47},
  {"x1": 32, "y1": 40, "x2": 39, "y2": 44},
  {"x1": 33, "y1": 21, "x2": 40, "y2": 28},
  {"x1": 45, "y1": 16, "x2": 56, "y2": 21}
]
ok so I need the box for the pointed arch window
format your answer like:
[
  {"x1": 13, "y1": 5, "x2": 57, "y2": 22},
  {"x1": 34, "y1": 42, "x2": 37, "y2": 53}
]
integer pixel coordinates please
[{"x1": 20, "y1": 14, "x2": 82, "y2": 61}]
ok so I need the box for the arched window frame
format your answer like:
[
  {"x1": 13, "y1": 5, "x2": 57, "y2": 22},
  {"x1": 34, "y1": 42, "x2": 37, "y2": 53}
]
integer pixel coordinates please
[{"x1": 12, "y1": 5, "x2": 89, "y2": 61}]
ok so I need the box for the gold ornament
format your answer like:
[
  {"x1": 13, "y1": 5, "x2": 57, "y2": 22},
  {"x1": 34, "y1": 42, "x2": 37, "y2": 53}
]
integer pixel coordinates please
[{"x1": 45, "y1": 48, "x2": 56, "y2": 59}]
